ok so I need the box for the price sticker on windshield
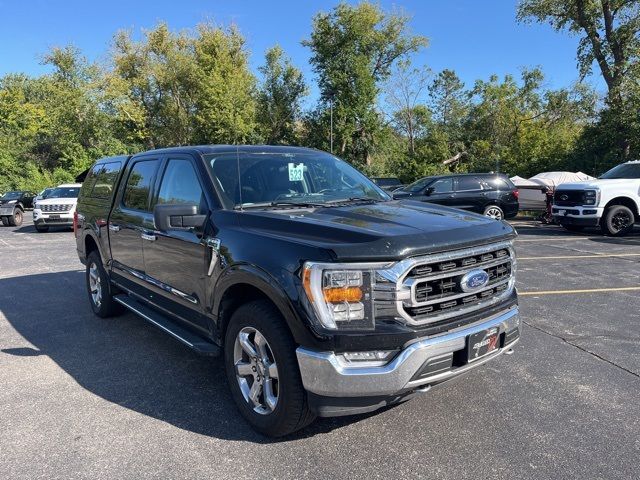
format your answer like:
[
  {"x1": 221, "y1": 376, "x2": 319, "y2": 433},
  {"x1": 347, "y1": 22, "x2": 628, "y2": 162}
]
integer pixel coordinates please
[{"x1": 288, "y1": 162, "x2": 305, "y2": 182}]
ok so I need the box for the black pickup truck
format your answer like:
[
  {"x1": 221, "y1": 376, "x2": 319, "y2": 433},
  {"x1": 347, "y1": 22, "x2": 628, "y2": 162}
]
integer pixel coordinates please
[{"x1": 75, "y1": 145, "x2": 520, "y2": 437}]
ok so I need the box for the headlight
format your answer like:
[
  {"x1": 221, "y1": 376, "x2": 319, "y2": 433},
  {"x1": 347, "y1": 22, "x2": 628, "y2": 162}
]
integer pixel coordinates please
[
  {"x1": 583, "y1": 190, "x2": 599, "y2": 206},
  {"x1": 302, "y1": 262, "x2": 391, "y2": 331}
]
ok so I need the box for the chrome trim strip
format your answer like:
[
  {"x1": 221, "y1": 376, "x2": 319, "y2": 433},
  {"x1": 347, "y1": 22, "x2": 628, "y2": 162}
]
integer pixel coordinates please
[{"x1": 296, "y1": 307, "x2": 519, "y2": 397}]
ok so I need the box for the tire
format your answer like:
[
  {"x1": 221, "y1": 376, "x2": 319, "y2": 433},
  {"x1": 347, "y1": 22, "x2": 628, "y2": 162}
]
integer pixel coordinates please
[
  {"x1": 601, "y1": 205, "x2": 634, "y2": 237},
  {"x1": 86, "y1": 250, "x2": 124, "y2": 318},
  {"x1": 224, "y1": 300, "x2": 316, "y2": 437},
  {"x1": 1, "y1": 217, "x2": 7, "y2": 226},
  {"x1": 35, "y1": 224, "x2": 49, "y2": 233},
  {"x1": 8, "y1": 208, "x2": 23, "y2": 227},
  {"x1": 483, "y1": 205, "x2": 504, "y2": 220},
  {"x1": 562, "y1": 224, "x2": 584, "y2": 232}
]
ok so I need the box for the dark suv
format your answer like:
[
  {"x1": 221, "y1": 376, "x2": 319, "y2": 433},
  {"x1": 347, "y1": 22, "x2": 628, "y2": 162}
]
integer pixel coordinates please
[
  {"x1": 0, "y1": 190, "x2": 35, "y2": 226},
  {"x1": 393, "y1": 174, "x2": 519, "y2": 220},
  {"x1": 75, "y1": 146, "x2": 520, "y2": 436}
]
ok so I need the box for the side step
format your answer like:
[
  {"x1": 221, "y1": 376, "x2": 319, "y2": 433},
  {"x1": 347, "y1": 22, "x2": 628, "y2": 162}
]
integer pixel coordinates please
[{"x1": 114, "y1": 294, "x2": 221, "y2": 356}]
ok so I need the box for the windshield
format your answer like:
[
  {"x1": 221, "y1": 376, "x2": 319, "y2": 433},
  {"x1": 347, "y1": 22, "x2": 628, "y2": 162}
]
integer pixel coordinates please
[
  {"x1": 40, "y1": 188, "x2": 55, "y2": 199},
  {"x1": 206, "y1": 151, "x2": 389, "y2": 208},
  {"x1": 600, "y1": 163, "x2": 640, "y2": 179},
  {"x1": 46, "y1": 187, "x2": 80, "y2": 199},
  {"x1": 403, "y1": 177, "x2": 434, "y2": 193},
  {"x1": 2, "y1": 191, "x2": 22, "y2": 199}
]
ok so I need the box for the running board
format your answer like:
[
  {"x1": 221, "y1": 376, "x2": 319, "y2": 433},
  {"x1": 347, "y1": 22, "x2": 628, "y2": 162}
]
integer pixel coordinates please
[{"x1": 114, "y1": 294, "x2": 220, "y2": 356}]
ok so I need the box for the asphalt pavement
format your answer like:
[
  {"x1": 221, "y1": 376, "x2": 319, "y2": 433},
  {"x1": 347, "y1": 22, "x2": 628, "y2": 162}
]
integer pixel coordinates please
[{"x1": 0, "y1": 215, "x2": 638, "y2": 479}]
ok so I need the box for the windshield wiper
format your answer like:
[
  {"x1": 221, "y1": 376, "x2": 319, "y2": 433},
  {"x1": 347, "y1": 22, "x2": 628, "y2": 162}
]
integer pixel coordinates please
[
  {"x1": 325, "y1": 197, "x2": 383, "y2": 205},
  {"x1": 234, "y1": 201, "x2": 327, "y2": 210}
]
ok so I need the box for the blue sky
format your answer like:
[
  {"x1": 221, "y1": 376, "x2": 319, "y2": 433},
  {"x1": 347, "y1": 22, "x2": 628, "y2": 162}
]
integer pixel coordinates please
[{"x1": 0, "y1": 0, "x2": 602, "y2": 101}]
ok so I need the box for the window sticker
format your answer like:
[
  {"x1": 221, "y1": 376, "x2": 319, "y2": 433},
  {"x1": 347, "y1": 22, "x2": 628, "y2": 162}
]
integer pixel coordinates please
[{"x1": 288, "y1": 162, "x2": 305, "y2": 182}]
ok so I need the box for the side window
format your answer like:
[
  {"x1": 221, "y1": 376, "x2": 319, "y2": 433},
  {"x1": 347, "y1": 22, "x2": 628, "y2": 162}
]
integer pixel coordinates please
[
  {"x1": 430, "y1": 178, "x2": 453, "y2": 193},
  {"x1": 456, "y1": 177, "x2": 483, "y2": 191},
  {"x1": 122, "y1": 160, "x2": 158, "y2": 211},
  {"x1": 92, "y1": 162, "x2": 122, "y2": 198},
  {"x1": 156, "y1": 159, "x2": 206, "y2": 213}
]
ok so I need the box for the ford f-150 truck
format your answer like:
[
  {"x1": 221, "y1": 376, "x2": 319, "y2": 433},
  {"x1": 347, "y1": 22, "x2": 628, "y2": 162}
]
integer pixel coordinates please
[{"x1": 75, "y1": 145, "x2": 520, "y2": 437}]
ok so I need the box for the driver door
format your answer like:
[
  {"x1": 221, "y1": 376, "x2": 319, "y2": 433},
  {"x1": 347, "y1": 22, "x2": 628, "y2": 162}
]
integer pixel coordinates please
[{"x1": 420, "y1": 178, "x2": 455, "y2": 206}]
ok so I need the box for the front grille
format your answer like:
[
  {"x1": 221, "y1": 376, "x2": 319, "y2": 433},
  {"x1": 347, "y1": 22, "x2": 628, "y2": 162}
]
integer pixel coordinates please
[
  {"x1": 554, "y1": 190, "x2": 583, "y2": 207},
  {"x1": 41, "y1": 204, "x2": 72, "y2": 212},
  {"x1": 373, "y1": 241, "x2": 515, "y2": 326}
]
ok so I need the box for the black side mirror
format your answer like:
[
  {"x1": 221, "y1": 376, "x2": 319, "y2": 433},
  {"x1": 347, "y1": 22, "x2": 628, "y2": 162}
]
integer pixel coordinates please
[
  {"x1": 154, "y1": 204, "x2": 206, "y2": 231},
  {"x1": 425, "y1": 187, "x2": 435, "y2": 196}
]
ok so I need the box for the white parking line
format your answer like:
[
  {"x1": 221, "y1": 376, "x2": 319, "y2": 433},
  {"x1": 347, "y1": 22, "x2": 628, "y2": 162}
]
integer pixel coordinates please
[
  {"x1": 518, "y1": 253, "x2": 640, "y2": 260},
  {"x1": 519, "y1": 286, "x2": 640, "y2": 296}
]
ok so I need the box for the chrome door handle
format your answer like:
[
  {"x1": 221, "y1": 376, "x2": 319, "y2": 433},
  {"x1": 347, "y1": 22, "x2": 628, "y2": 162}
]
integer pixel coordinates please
[
  {"x1": 109, "y1": 224, "x2": 120, "y2": 232},
  {"x1": 141, "y1": 233, "x2": 157, "y2": 242}
]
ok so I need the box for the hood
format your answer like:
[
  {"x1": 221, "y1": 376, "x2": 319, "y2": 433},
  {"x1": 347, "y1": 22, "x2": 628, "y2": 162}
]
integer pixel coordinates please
[
  {"x1": 556, "y1": 179, "x2": 640, "y2": 190},
  {"x1": 37, "y1": 197, "x2": 77, "y2": 205},
  {"x1": 237, "y1": 200, "x2": 515, "y2": 261}
]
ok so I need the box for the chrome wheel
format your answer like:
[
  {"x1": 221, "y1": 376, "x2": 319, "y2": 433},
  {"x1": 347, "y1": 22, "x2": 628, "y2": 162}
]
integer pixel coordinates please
[
  {"x1": 485, "y1": 206, "x2": 503, "y2": 220},
  {"x1": 88, "y1": 262, "x2": 102, "y2": 308},
  {"x1": 233, "y1": 326, "x2": 279, "y2": 415}
]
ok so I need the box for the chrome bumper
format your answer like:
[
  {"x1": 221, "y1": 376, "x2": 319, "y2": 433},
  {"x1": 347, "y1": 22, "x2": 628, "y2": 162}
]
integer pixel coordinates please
[{"x1": 296, "y1": 307, "x2": 520, "y2": 397}]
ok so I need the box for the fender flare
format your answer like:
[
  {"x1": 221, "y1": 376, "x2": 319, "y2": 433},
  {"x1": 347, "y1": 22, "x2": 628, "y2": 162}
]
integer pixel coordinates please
[
  {"x1": 212, "y1": 263, "x2": 316, "y2": 345},
  {"x1": 81, "y1": 228, "x2": 108, "y2": 266}
]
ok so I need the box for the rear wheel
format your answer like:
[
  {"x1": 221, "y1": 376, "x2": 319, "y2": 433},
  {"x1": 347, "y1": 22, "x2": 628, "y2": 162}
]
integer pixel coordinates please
[
  {"x1": 86, "y1": 251, "x2": 124, "y2": 317},
  {"x1": 224, "y1": 300, "x2": 315, "y2": 437},
  {"x1": 483, "y1": 205, "x2": 504, "y2": 220},
  {"x1": 8, "y1": 208, "x2": 23, "y2": 226},
  {"x1": 601, "y1": 205, "x2": 634, "y2": 236}
]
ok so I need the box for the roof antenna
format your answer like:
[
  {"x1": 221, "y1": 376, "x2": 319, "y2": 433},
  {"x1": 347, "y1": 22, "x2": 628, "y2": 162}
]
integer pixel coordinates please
[{"x1": 236, "y1": 144, "x2": 243, "y2": 211}]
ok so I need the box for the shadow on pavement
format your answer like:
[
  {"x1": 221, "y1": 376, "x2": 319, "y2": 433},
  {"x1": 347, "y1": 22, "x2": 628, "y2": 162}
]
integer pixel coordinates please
[{"x1": 0, "y1": 270, "x2": 381, "y2": 443}]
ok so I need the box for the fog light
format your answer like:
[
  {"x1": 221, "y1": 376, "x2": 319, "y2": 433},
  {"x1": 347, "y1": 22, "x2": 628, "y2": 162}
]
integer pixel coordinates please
[{"x1": 338, "y1": 350, "x2": 398, "y2": 367}]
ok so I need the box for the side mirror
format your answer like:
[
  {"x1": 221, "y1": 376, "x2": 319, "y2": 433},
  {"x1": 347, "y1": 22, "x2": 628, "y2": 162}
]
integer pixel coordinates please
[
  {"x1": 153, "y1": 204, "x2": 206, "y2": 231},
  {"x1": 425, "y1": 187, "x2": 435, "y2": 196}
]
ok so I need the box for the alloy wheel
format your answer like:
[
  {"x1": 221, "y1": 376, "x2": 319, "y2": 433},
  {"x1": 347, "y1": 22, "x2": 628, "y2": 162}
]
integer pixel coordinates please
[
  {"x1": 485, "y1": 207, "x2": 503, "y2": 220},
  {"x1": 233, "y1": 326, "x2": 279, "y2": 415},
  {"x1": 88, "y1": 262, "x2": 102, "y2": 308},
  {"x1": 611, "y1": 211, "x2": 632, "y2": 233}
]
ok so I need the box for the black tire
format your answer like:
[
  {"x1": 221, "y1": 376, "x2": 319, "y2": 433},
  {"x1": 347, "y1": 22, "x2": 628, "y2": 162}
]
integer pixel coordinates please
[
  {"x1": 35, "y1": 224, "x2": 49, "y2": 233},
  {"x1": 85, "y1": 250, "x2": 124, "y2": 318},
  {"x1": 562, "y1": 224, "x2": 584, "y2": 232},
  {"x1": 483, "y1": 205, "x2": 504, "y2": 220},
  {"x1": 1, "y1": 217, "x2": 7, "y2": 226},
  {"x1": 8, "y1": 208, "x2": 23, "y2": 227},
  {"x1": 224, "y1": 300, "x2": 316, "y2": 437},
  {"x1": 601, "y1": 205, "x2": 634, "y2": 237}
]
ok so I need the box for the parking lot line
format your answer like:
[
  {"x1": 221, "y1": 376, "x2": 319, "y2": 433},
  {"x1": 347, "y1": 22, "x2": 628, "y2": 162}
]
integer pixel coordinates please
[
  {"x1": 518, "y1": 253, "x2": 640, "y2": 260},
  {"x1": 519, "y1": 286, "x2": 640, "y2": 296}
]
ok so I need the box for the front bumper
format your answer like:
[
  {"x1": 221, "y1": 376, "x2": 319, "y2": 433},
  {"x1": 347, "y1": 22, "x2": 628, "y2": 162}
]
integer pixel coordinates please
[
  {"x1": 33, "y1": 209, "x2": 74, "y2": 225},
  {"x1": 552, "y1": 205, "x2": 602, "y2": 227},
  {"x1": 0, "y1": 206, "x2": 17, "y2": 216},
  {"x1": 297, "y1": 306, "x2": 520, "y2": 402}
]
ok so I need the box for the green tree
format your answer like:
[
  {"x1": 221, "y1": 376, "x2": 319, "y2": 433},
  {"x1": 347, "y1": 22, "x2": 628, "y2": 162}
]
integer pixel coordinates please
[
  {"x1": 303, "y1": 2, "x2": 427, "y2": 165},
  {"x1": 257, "y1": 45, "x2": 307, "y2": 144}
]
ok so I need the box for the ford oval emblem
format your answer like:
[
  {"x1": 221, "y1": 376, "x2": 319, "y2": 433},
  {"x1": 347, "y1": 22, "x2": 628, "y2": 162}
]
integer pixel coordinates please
[
  {"x1": 560, "y1": 194, "x2": 569, "y2": 201},
  {"x1": 460, "y1": 269, "x2": 490, "y2": 293}
]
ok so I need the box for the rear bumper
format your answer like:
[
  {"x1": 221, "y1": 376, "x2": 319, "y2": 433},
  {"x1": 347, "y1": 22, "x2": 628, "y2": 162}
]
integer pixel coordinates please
[
  {"x1": 503, "y1": 202, "x2": 519, "y2": 218},
  {"x1": 297, "y1": 306, "x2": 520, "y2": 415}
]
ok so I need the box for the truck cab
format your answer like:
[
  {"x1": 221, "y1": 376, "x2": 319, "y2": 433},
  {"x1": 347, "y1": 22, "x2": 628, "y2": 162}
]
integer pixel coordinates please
[{"x1": 75, "y1": 146, "x2": 520, "y2": 437}]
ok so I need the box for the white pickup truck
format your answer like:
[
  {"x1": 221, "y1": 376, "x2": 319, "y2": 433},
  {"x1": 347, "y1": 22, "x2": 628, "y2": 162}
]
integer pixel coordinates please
[{"x1": 553, "y1": 161, "x2": 640, "y2": 236}]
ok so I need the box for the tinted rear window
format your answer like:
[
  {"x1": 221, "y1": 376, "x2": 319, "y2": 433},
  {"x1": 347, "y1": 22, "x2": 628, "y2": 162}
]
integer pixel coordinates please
[
  {"x1": 82, "y1": 161, "x2": 123, "y2": 199},
  {"x1": 122, "y1": 160, "x2": 158, "y2": 211}
]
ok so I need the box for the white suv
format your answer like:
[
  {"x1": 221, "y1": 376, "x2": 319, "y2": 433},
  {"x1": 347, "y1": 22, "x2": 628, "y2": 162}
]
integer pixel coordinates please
[
  {"x1": 553, "y1": 161, "x2": 640, "y2": 236},
  {"x1": 33, "y1": 183, "x2": 82, "y2": 232}
]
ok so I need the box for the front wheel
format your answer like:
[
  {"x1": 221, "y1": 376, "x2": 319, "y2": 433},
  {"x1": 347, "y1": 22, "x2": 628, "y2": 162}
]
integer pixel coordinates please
[
  {"x1": 601, "y1": 205, "x2": 634, "y2": 236},
  {"x1": 1, "y1": 217, "x2": 7, "y2": 226},
  {"x1": 483, "y1": 205, "x2": 504, "y2": 220},
  {"x1": 224, "y1": 300, "x2": 315, "y2": 437}
]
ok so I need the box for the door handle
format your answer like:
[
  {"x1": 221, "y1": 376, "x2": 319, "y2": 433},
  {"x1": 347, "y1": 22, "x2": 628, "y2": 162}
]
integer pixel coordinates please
[
  {"x1": 109, "y1": 224, "x2": 120, "y2": 232},
  {"x1": 141, "y1": 233, "x2": 157, "y2": 242}
]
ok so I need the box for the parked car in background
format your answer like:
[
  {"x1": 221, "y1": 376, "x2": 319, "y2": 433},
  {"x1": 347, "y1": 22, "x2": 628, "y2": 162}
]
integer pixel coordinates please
[
  {"x1": 75, "y1": 146, "x2": 520, "y2": 437},
  {"x1": 372, "y1": 177, "x2": 404, "y2": 192},
  {"x1": 393, "y1": 173, "x2": 519, "y2": 220},
  {"x1": 0, "y1": 190, "x2": 35, "y2": 226},
  {"x1": 553, "y1": 160, "x2": 640, "y2": 236},
  {"x1": 34, "y1": 187, "x2": 56, "y2": 205},
  {"x1": 33, "y1": 183, "x2": 82, "y2": 232}
]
